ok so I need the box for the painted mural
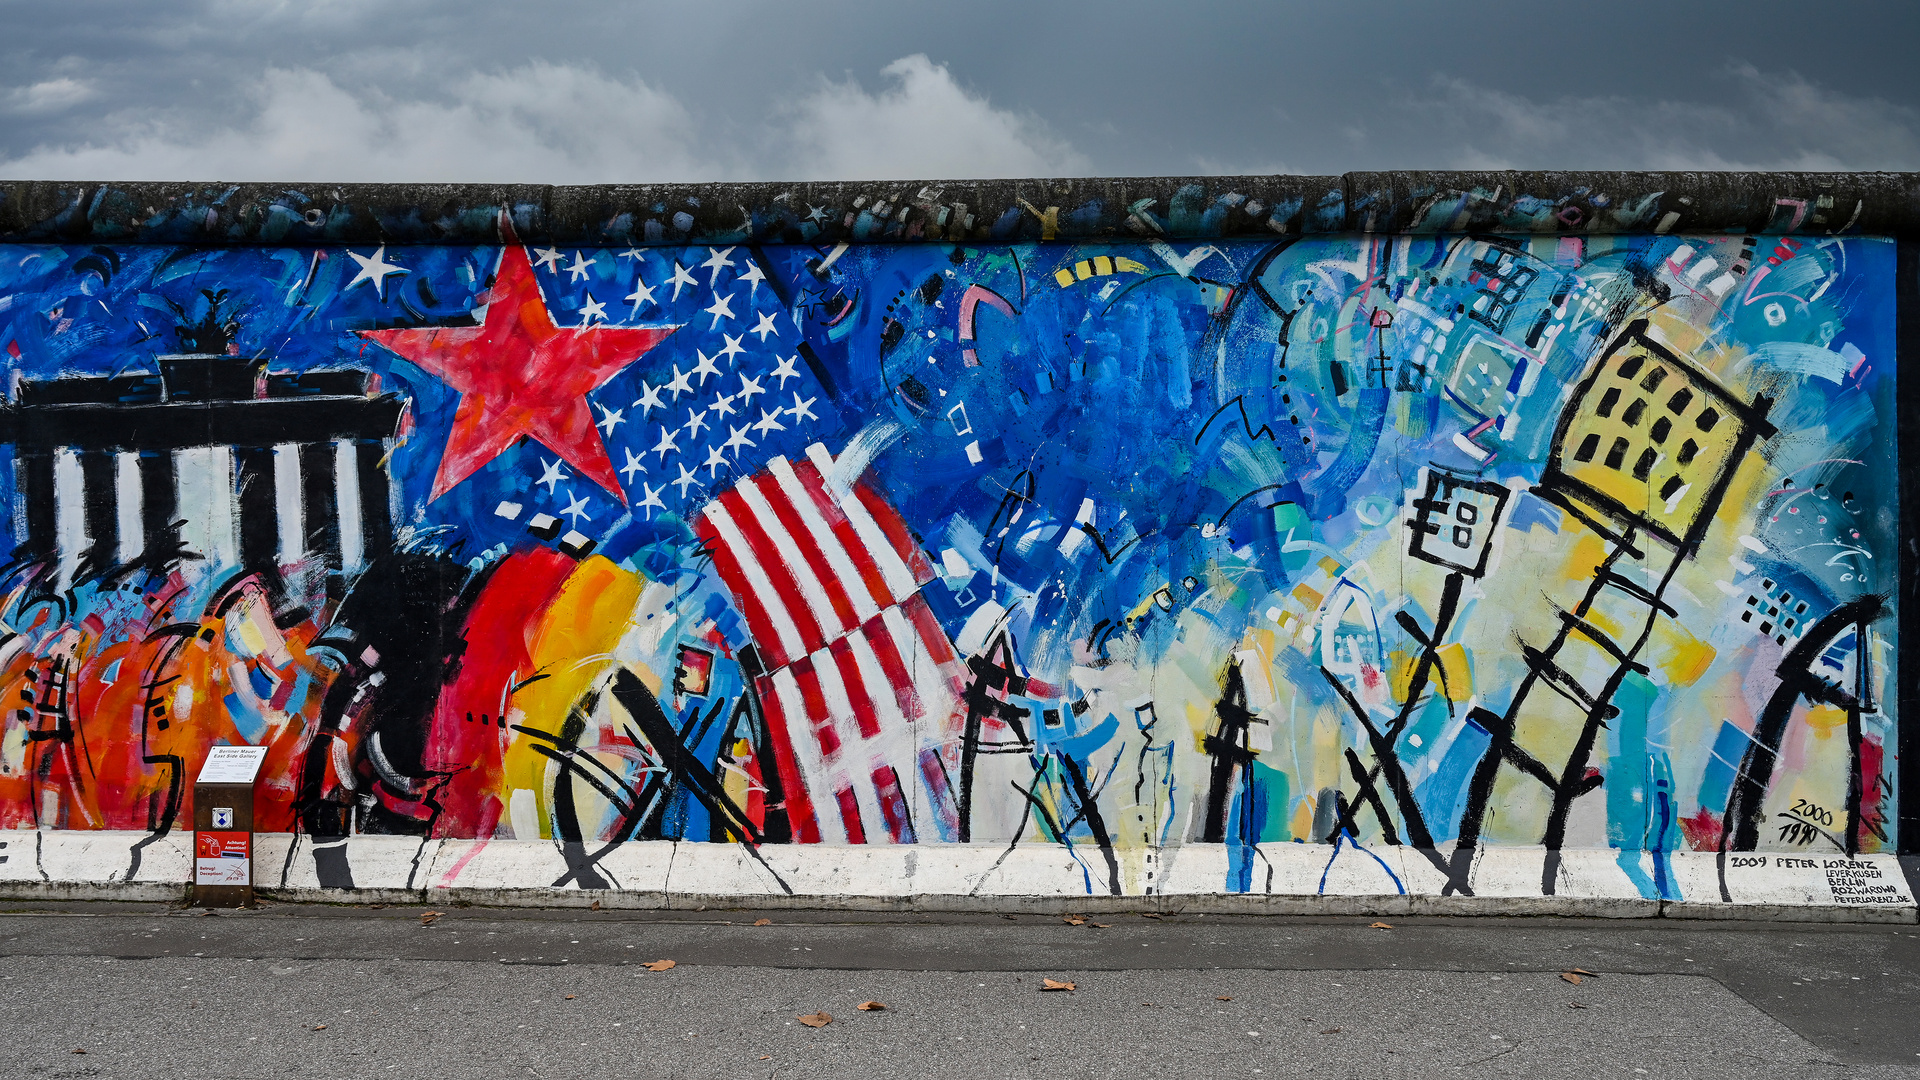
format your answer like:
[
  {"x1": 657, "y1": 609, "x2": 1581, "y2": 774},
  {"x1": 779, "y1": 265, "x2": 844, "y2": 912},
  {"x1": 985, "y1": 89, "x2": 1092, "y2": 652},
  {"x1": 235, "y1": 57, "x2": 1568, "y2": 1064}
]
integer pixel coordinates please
[{"x1": 0, "y1": 224, "x2": 1895, "y2": 898}]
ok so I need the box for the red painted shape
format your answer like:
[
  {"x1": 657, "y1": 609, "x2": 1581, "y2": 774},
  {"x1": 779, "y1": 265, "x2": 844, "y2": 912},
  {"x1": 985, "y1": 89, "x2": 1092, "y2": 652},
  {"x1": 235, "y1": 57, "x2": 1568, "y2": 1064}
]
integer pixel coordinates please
[{"x1": 361, "y1": 244, "x2": 679, "y2": 502}]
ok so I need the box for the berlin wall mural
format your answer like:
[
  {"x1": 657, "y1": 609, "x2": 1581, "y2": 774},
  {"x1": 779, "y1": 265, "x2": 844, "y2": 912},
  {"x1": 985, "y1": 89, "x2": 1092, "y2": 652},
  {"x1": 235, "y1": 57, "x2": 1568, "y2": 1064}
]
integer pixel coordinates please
[{"x1": 0, "y1": 224, "x2": 1895, "y2": 898}]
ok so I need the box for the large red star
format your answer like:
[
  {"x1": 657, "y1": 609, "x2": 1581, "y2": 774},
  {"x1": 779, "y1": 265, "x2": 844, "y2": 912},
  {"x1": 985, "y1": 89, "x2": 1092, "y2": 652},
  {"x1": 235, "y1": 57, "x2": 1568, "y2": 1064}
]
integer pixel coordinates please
[{"x1": 361, "y1": 244, "x2": 678, "y2": 503}]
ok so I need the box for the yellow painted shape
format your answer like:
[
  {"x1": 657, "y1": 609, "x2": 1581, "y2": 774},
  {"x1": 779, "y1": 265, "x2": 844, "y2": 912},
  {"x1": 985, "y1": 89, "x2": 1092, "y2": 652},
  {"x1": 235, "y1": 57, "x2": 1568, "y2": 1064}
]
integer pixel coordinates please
[
  {"x1": 1564, "y1": 531, "x2": 1609, "y2": 582},
  {"x1": 1093, "y1": 255, "x2": 1113, "y2": 276},
  {"x1": 1290, "y1": 796, "x2": 1316, "y2": 842},
  {"x1": 1114, "y1": 257, "x2": 1149, "y2": 274},
  {"x1": 1053, "y1": 268, "x2": 1076, "y2": 287},
  {"x1": 1387, "y1": 649, "x2": 1416, "y2": 700},
  {"x1": 502, "y1": 556, "x2": 645, "y2": 836},
  {"x1": 1654, "y1": 624, "x2": 1716, "y2": 688},
  {"x1": 1803, "y1": 703, "x2": 1848, "y2": 741},
  {"x1": 1436, "y1": 643, "x2": 1473, "y2": 702}
]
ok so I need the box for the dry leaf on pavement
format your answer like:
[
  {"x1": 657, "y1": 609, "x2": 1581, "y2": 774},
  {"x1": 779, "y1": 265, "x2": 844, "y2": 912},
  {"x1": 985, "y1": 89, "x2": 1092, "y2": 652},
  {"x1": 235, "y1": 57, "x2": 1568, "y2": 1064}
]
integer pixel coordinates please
[
  {"x1": 564, "y1": 995, "x2": 575, "y2": 1000},
  {"x1": 642, "y1": 959, "x2": 676, "y2": 972},
  {"x1": 420, "y1": 912, "x2": 443, "y2": 925},
  {"x1": 1040, "y1": 978, "x2": 1076, "y2": 992},
  {"x1": 1321, "y1": 1027, "x2": 1343, "y2": 1035},
  {"x1": 1570, "y1": 968, "x2": 1596, "y2": 976},
  {"x1": 1560, "y1": 972, "x2": 1583, "y2": 984},
  {"x1": 797, "y1": 1012, "x2": 832, "y2": 1028},
  {"x1": 1090, "y1": 923, "x2": 1110, "y2": 929},
  {"x1": 313, "y1": 1025, "x2": 327, "y2": 1031},
  {"x1": 1063, "y1": 916, "x2": 1086, "y2": 925},
  {"x1": 1216, "y1": 996, "x2": 1233, "y2": 1002},
  {"x1": 857, "y1": 1001, "x2": 886, "y2": 1011},
  {"x1": 1568, "y1": 1002, "x2": 1589, "y2": 1009},
  {"x1": 753, "y1": 918, "x2": 772, "y2": 926},
  {"x1": 1368, "y1": 922, "x2": 1393, "y2": 929},
  {"x1": 590, "y1": 900, "x2": 601, "y2": 911}
]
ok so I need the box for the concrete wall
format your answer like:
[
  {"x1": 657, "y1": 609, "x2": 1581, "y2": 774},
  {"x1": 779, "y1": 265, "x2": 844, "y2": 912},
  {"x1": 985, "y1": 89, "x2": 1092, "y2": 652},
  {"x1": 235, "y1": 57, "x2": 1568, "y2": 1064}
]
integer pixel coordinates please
[{"x1": 0, "y1": 173, "x2": 1909, "y2": 916}]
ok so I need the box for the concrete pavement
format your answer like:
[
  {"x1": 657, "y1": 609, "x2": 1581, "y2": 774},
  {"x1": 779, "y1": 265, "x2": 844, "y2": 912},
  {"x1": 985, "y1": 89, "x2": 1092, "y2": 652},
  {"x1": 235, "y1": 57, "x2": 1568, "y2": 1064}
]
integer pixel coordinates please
[{"x1": 3, "y1": 901, "x2": 1918, "y2": 1078}]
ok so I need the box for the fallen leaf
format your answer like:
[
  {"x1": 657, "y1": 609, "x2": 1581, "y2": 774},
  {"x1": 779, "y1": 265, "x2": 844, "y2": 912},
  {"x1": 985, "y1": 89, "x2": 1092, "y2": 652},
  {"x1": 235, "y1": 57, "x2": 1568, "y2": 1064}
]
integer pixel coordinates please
[
  {"x1": 1568, "y1": 1002, "x2": 1589, "y2": 1009},
  {"x1": 1216, "y1": 996, "x2": 1233, "y2": 1002},
  {"x1": 1141, "y1": 913, "x2": 1163, "y2": 920},
  {"x1": 420, "y1": 912, "x2": 443, "y2": 926},
  {"x1": 591, "y1": 900, "x2": 602, "y2": 911},
  {"x1": 1570, "y1": 968, "x2": 1597, "y2": 977},
  {"x1": 857, "y1": 1001, "x2": 886, "y2": 1011},
  {"x1": 760, "y1": 1056, "x2": 771, "y2": 1060},
  {"x1": 564, "y1": 995, "x2": 576, "y2": 1000},
  {"x1": 1090, "y1": 923, "x2": 1111, "y2": 929},
  {"x1": 1368, "y1": 922, "x2": 1393, "y2": 929},
  {"x1": 642, "y1": 959, "x2": 676, "y2": 972},
  {"x1": 1321, "y1": 1027, "x2": 1343, "y2": 1035},
  {"x1": 369, "y1": 904, "x2": 387, "y2": 910},
  {"x1": 313, "y1": 1025, "x2": 328, "y2": 1031},
  {"x1": 72, "y1": 1049, "x2": 85, "y2": 1055},
  {"x1": 753, "y1": 918, "x2": 772, "y2": 926},
  {"x1": 797, "y1": 1012, "x2": 832, "y2": 1028},
  {"x1": 1040, "y1": 978, "x2": 1076, "y2": 992},
  {"x1": 1063, "y1": 916, "x2": 1086, "y2": 926},
  {"x1": 1560, "y1": 972, "x2": 1583, "y2": 984}
]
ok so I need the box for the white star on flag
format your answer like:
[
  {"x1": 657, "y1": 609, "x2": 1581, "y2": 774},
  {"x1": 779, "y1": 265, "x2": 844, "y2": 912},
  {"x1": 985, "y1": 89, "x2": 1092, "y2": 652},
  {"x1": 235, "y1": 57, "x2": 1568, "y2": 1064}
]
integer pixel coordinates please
[
  {"x1": 784, "y1": 391, "x2": 819, "y2": 423},
  {"x1": 669, "y1": 261, "x2": 697, "y2": 300},
  {"x1": 737, "y1": 371, "x2": 767, "y2": 405},
  {"x1": 626, "y1": 276, "x2": 656, "y2": 313},
  {"x1": 672, "y1": 461, "x2": 702, "y2": 496},
  {"x1": 702, "y1": 443, "x2": 728, "y2": 477},
  {"x1": 770, "y1": 354, "x2": 802, "y2": 388},
  {"x1": 665, "y1": 363, "x2": 695, "y2": 400},
  {"x1": 347, "y1": 246, "x2": 408, "y2": 298},
  {"x1": 691, "y1": 349, "x2": 721, "y2": 385},
  {"x1": 717, "y1": 333, "x2": 747, "y2": 366},
  {"x1": 579, "y1": 294, "x2": 608, "y2": 324},
  {"x1": 633, "y1": 378, "x2": 666, "y2": 416},
  {"x1": 621, "y1": 446, "x2": 646, "y2": 482},
  {"x1": 651, "y1": 425, "x2": 681, "y2": 461},
  {"x1": 538, "y1": 458, "x2": 569, "y2": 494},
  {"x1": 533, "y1": 247, "x2": 563, "y2": 271},
  {"x1": 561, "y1": 490, "x2": 593, "y2": 525},
  {"x1": 739, "y1": 259, "x2": 767, "y2": 298},
  {"x1": 684, "y1": 405, "x2": 711, "y2": 439},
  {"x1": 710, "y1": 389, "x2": 738, "y2": 418},
  {"x1": 704, "y1": 291, "x2": 736, "y2": 329},
  {"x1": 722, "y1": 423, "x2": 755, "y2": 458},
  {"x1": 752, "y1": 407, "x2": 787, "y2": 436},
  {"x1": 636, "y1": 481, "x2": 666, "y2": 520},
  {"x1": 750, "y1": 311, "x2": 780, "y2": 342},
  {"x1": 566, "y1": 251, "x2": 595, "y2": 282},
  {"x1": 701, "y1": 246, "x2": 737, "y2": 286},
  {"x1": 596, "y1": 402, "x2": 625, "y2": 436}
]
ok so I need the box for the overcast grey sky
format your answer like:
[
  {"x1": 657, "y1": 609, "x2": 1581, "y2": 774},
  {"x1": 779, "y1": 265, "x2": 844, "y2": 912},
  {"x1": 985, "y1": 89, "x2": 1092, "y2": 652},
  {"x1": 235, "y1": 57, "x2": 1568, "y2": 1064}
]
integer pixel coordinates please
[{"x1": 2, "y1": 0, "x2": 1916, "y2": 182}]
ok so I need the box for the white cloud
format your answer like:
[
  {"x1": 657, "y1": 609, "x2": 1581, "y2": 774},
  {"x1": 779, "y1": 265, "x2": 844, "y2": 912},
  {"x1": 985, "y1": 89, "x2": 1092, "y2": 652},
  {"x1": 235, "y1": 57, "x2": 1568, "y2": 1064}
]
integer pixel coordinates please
[
  {"x1": 6, "y1": 78, "x2": 98, "y2": 116},
  {"x1": 0, "y1": 54, "x2": 1088, "y2": 183},
  {"x1": 778, "y1": 54, "x2": 1086, "y2": 180},
  {"x1": 0, "y1": 63, "x2": 715, "y2": 183},
  {"x1": 1415, "y1": 66, "x2": 1920, "y2": 171}
]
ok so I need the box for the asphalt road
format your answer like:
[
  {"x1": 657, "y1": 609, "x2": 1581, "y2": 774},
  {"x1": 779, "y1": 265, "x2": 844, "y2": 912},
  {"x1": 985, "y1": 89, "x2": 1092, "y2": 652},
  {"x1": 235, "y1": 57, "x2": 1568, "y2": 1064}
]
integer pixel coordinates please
[{"x1": 2, "y1": 900, "x2": 1917, "y2": 1079}]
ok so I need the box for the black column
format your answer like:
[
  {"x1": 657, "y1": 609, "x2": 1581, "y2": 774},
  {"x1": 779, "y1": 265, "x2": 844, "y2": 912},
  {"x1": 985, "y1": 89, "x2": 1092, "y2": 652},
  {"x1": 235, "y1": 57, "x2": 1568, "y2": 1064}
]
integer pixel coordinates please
[
  {"x1": 77, "y1": 449, "x2": 118, "y2": 579},
  {"x1": 356, "y1": 439, "x2": 391, "y2": 561},
  {"x1": 234, "y1": 446, "x2": 278, "y2": 578},
  {"x1": 138, "y1": 450, "x2": 179, "y2": 567},
  {"x1": 298, "y1": 442, "x2": 340, "y2": 569},
  {"x1": 16, "y1": 449, "x2": 54, "y2": 560}
]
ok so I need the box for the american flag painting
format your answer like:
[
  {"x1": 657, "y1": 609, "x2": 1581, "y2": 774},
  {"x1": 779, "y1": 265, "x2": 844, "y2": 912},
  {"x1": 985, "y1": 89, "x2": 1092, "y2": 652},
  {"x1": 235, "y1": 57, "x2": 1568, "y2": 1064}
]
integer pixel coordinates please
[{"x1": 696, "y1": 443, "x2": 966, "y2": 845}]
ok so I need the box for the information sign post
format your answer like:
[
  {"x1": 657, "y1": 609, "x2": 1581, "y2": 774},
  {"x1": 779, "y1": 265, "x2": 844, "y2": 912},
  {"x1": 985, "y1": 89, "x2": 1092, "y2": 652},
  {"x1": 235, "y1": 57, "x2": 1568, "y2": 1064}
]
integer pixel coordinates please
[{"x1": 192, "y1": 746, "x2": 270, "y2": 908}]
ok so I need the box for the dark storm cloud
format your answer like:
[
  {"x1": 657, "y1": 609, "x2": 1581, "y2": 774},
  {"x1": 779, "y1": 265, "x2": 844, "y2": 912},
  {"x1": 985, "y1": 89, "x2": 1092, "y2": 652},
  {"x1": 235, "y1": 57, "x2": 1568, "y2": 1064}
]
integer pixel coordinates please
[{"x1": 0, "y1": 0, "x2": 1915, "y2": 180}]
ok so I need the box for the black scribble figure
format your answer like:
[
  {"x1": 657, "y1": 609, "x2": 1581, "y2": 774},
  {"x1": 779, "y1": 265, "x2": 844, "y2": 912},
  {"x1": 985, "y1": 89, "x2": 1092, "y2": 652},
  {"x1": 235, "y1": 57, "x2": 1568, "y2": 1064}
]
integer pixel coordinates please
[{"x1": 166, "y1": 288, "x2": 244, "y2": 356}]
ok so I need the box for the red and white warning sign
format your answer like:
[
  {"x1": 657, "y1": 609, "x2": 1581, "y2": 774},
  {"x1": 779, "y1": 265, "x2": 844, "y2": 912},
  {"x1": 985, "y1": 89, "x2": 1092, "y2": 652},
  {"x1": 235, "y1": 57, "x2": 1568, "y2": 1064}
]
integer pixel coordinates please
[{"x1": 194, "y1": 831, "x2": 251, "y2": 886}]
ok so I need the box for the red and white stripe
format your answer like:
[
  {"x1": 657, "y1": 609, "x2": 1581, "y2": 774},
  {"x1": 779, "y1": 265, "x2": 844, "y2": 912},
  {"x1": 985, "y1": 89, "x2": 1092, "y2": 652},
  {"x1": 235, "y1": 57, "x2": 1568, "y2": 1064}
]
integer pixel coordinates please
[{"x1": 697, "y1": 445, "x2": 964, "y2": 844}]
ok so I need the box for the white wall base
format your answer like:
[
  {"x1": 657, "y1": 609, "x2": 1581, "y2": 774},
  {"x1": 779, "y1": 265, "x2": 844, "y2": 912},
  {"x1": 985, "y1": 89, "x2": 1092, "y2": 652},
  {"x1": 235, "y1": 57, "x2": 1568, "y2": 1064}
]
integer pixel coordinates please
[{"x1": 0, "y1": 830, "x2": 1909, "y2": 922}]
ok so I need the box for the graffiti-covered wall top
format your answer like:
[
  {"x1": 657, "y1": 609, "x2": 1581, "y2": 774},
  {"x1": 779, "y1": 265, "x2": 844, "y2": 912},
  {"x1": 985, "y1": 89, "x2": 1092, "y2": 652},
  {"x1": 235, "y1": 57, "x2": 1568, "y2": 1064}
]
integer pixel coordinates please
[{"x1": 0, "y1": 227, "x2": 1896, "y2": 898}]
